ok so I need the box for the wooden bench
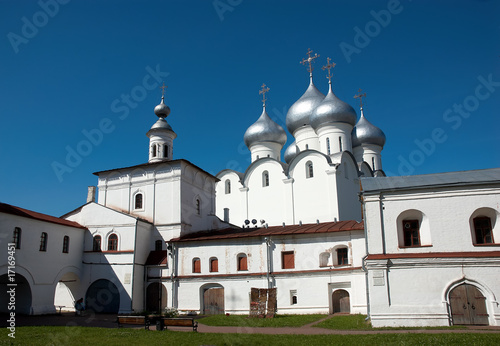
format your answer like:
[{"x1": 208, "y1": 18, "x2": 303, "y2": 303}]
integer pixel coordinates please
[
  {"x1": 116, "y1": 316, "x2": 149, "y2": 330},
  {"x1": 161, "y1": 318, "x2": 198, "y2": 332}
]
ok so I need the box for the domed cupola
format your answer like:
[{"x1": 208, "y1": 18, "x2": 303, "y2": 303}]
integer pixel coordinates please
[
  {"x1": 284, "y1": 141, "x2": 299, "y2": 164},
  {"x1": 147, "y1": 84, "x2": 177, "y2": 163},
  {"x1": 351, "y1": 90, "x2": 385, "y2": 171},
  {"x1": 244, "y1": 84, "x2": 287, "y2": 162},
  {"x1": 286, "y1": 79, "x2": 325, "y2": 135}
]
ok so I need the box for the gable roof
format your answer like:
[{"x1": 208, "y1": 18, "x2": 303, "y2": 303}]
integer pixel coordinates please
[
  {"x1": 171, "y1": 220, "x2": 364, "y2": 242},
  {"x1": 0, "y1": 202, "x2": 86, "y2": 230}
]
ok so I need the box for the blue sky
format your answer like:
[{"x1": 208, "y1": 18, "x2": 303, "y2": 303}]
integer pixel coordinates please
[{"x1": 1, "y1": 0, "x2": 499, "y2": 217}]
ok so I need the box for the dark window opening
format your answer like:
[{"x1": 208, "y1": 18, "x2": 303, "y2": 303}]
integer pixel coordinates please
[
  {"x1": 108, "y1": 234, "x2": 118, "y2": 251},
  {"x1": 474, "y1": 217, "x2": 494, "y2": 244},
  {"x1": 403, "y1": 219, "x2": 420, "y2": 247}
]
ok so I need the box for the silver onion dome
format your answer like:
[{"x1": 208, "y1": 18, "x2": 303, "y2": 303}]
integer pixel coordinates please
[
  {"x1": 286, "y1": 78, "x2": 325, "y2": 134},
  {"x1": 244, "y1": 107, "x2": 287, "y2": 148},
  {"x1": 351, "y1": 109, "x2": 386, "y2": 147},
  {"x1": 310, "y1": 83, "x2": 357, "y2": 130},
  {"x1": 284, "y1": 141, "x2": 299, "y2": 164},
  {"x1": 154, "y1": 96, "x2": 171, "y2": 118}
]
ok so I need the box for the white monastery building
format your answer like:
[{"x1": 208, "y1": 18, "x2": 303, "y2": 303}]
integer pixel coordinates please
[{"x1": 1, "y1": 50, "x2": 499, "y2": 327}]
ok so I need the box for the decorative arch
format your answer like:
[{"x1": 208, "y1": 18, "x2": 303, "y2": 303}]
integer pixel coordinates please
[
  {"x1": 396, "y1": 209, "x2": 432, "y2": 247},
  {"x1": 133, "y1": 190, "x2": 144, "y2": 210},
  {"x1": 319, "y1": 252, "x2": 331, "y2": 267},
  {"x1": 469, "y1": 207, "x2": 499, "y2": 245},
  {"x1": 331, "y1": 289, "x2": 350, "y2": 314}
]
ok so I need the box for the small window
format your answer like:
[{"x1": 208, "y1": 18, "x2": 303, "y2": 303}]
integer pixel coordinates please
[
  {"x1": 339, "y1": 137, "x2": 343, "y2": 152},
  {"x1": 13, "y1": 227, "x2": 21, "y2": 249},
  {"x1": 290, "y1": 290, "x2": 297, "y2": 305},
  {"x1": 225, "y1": 179, "x2": 231, "y2": 194},
  {"x1": 155, "y1": 240, "x2": 163, "y2": 251},
  {"x1": 372, "y1": 157, "x2": 375, "y2": 170},
  {"x1": 40, "y1": 232, "x2": 48, "y2": 252},
  {"x1": 237, "y1": 253, "x2": 248, "y2": 271},
  {"x1": 306, "y1": 161, "x2": 314, "y2": 178},
  {"x1": 403, "y1": 220, "x2": 420, "y2": 247},
  {"x1": 108, "y1": 234, "x2": 118, "y2": 251},
  {"x1": 210, "y1": 257, "x2": 219, "y2": 273},
  {"x1": 262, "y1": 171, "x2": 269, "y2": 187},
  {"x1": 282, "y1": 251, "x2": 295, "y2": 269},
  {"x1": 196, "y1": 199, "x2": 201, "y2": 215},
  {"x1": 474, "y1": 217, "x2": 494, "y2": 244},
  {"x1": 337, "y1": 248, "x2": 348, "y2": 265},
  {"x1": 193, "y1": 258, "x2": 201, "y2": 273},
  {"x1": 134, "y1": 193, "x2": 143, "y2": 210},
  {"x1": 164, "y1": 144, "x2": 169, "y2": 158},
  {"x1": 93, "y1": 235, "x2": 102, "y2": 252},
  {"x1": 152, "y1": 144, "x2": 157, "y2": 157},
  {"x1": 326, "y1": 138, "x2": 331, "y2": 155},
  {"x1": 305, "y1": 144, "x2": 309, "y2": 150},
  {"x1": 62, "y1": 236, "x2": 70, "y2": 253}
]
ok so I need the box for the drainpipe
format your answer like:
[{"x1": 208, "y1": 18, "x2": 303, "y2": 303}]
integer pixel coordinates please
[
  {"x1": 264, "y1": 237, "x2": 273, "y2": 289},
  {"x1": 379, "y1": 193, "x2": 386, "y2": 255},
  {"x1": 168, "y1": 242, "x2": 176, "y2": 308}
]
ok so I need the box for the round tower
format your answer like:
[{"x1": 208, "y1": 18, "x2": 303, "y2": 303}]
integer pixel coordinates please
[
  {"x1": 244, "y1": 84, "x2": 287, "y2": 162},
  {"x1": 146, "y1": 86, "x2": 177, "y2": 163}
]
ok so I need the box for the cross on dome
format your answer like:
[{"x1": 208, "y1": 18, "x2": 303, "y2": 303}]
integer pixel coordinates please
[
  {"x1": 160, "y1": 82, "x2": 168, "y2": 98},
  {"x1": 300, "y1": 48, "x2": 320, "y2": 75},
  {"x1": 354, "y1": 88, "x2": 367, "y2": 108},
  {"x1": 259, "y1": 83, "x2": 270, "y2": 107},
  {"x1": 322, "y1": 57, "x2": 336, "y2": 83}
]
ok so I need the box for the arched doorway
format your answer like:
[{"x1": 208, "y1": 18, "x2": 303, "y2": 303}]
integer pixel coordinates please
[
  {"x1": 449, "y1": 284, "x2": 488, "y2": 325},
  {"x1": 85, "y1": 279, "x2": 120, "y2": 313},
  {"x1": 54, "y1": 272, "x2": 80, "y2": 310},
  {"x1": 146, "y1": 282, "x2": 167, "y2": 313},
  {"x1": 0, "y1": 274, "x2": 31, "y2": 314},
  {"x1": 332, "y1": 289, "x2": 350, "y2": 314},
  {"x1": 201, "y1": 285, "x2": 224, "y2": 315}
]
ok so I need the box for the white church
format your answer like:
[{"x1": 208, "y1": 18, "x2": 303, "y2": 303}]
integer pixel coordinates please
[{"x1": 1, "y1": 51, "x2": 499, "y2": 327}]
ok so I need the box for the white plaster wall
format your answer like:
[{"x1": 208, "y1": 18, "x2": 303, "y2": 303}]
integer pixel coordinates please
[
  {"x1": 316, "y1": 123, "x2": 354, "y2": 155},
  {"x1": 215, "y1": 171, "x2": 244, "y2": 225},
  {"x1": 294, "y1": 126, "x2": 320, "y2": 151}
]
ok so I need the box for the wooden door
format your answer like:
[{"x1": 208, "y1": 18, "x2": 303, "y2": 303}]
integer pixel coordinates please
[
  {"x1": 450, "y1": 284, "x2": 488, "y2": 325},
  {"x1": 332, "y1": 289, "x2": 350, "y2": 314},
  {"x1": 203, "y1": 287, "x2": 224, "y2": 315},
  {"x1": 146, "y1": 283, "x2": 167, "y2": 313}
]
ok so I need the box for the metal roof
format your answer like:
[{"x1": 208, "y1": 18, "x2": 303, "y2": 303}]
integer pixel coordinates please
[{"x1": 361, "y1": 168, "x2": 500, "y2": 194}]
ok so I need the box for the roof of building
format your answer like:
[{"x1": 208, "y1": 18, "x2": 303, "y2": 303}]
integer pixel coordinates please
[
  {"x1": 0, "y1": 202, "x2": 87, "y2": 229},
  {"x1": 93, "y1": 158, "x2": 218, "y2": 181},
  {"x1": 361, "y1": 167, "x2": 500, "y2": 194},
  {"x1": 145, "y1": 250, "x2": 169, "y2": 265},
  {"x1": 171, "y1": 220, "x2": 364, "y2": 242}
]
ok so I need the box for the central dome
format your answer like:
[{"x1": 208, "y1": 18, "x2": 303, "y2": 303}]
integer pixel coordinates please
[
  {"x1": 286, "y1": 79, "x2": 325, "y2": 135},
  {"x1": 244, "y1": 107, "x2": 287, "y2": 148},
  {"x1": 310, "y1": 85, "x2": 357, "y2": 130}
]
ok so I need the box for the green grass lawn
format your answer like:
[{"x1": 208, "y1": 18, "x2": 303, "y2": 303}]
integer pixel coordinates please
[
  {"x1": 7, "y1": 326, "x2": 500, "y2": 346},
  {"x1": 198, "y1": 314, "x2": 326, "y2": 327}
]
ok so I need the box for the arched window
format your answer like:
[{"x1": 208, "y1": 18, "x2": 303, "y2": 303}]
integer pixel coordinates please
[
  {"x1": 62, "y1": 236, "x2": 70, "y2": 253},
  {"x1": 372, "y1": 157, "x2": 375, "y2": 170},
  {"x1": 319, "y1": 252, "x2": 330, "y2": 267},
  {"x1": 473, "y1": 217, "x2": 494, "y2": 244},
  {"x1": 210, "y1": 257, "x2": 219, "y2": 272},
  {"x1": 305, "y1": 144, "x2": 309, "y2": 150},
  {"x1": 13, "y1": 227, "x2": 21, "y2": 249},
  {"x1": 262, "y1": 171, "x2": 269, "y2": 187},
  {"x1": 40, "y1": 232, "x2": 48, "y2": 252},
  {"x1": 402, "y1": 219, "x2": 420, "y2": 247},
  {"x1": 152, "y1": 144, "x2": 157, "y2": 157},
  {"x1": 155, "y1": 240, "x2": 163, "y2": 251},
  {"x1": 326, "y1": 138, "x2": 331, "y2": 155},
  {"x1": 339, "y1": 137, "x2": 343, "y2": 152},
  {"x1": 192, "y1": 258, "x2": 201, "y2": 273},
  {"x1": 196, "y1": 198, "x2": 201, "y2": 215},
  {"x1": 108, "y1": 234, "x2": 118, "y2": 251},
  {"x1": 237, "y1": 253, "x2": 248, "y2": 271},
  {"x1": 134, "y1": 193, "x2": 143, "y2": 210},
  {"x1": 93, "y1": 235, "x2": 102, "y2": 252},
  {"x1": 306, "y1": 161, "x2": 314, "y2": 178},
  {"x1": 225, "y1": 179, "x2": 231, "y2": 194}
]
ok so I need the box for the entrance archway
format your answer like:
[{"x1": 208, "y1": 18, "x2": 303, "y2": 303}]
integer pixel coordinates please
[
  {"x1": 201, "y1": 284, "x2": 224, "y2": 315},
  {"x1": 0, "y1": 274, "x2": 31, "y2": 314},
  {"x1": 146, "y1": 282, "x2": 167, "y2": 313},
  {"x1": 85, "y1": 279, "x2": 120, "y2": 313},
  {"x1": 332, "y1": 289, "x2": 350, "y2": 314},
  {"x1": 54, "y1": 272, "x2": 80, "y2": 310},
  {"x1": 449, "y1": 284, "x2": 488, "y2": 325}
]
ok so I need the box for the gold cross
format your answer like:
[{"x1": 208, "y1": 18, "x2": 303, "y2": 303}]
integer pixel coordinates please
[
  {"x1": 259, "y1": 83, "x2": 270, "y2": 107},
  {"x1": 322, "y1": 57, "x2": 336, "y2": 82},
  {"x1": 354, "y1": 88, "x2": 367, "y2": 108},
  {"x1": 300, "y1": 48, "x2": 320, "y2": 73},
  {"x1": 160, "y1": 82, "x2": 168, "y2": 97}
]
